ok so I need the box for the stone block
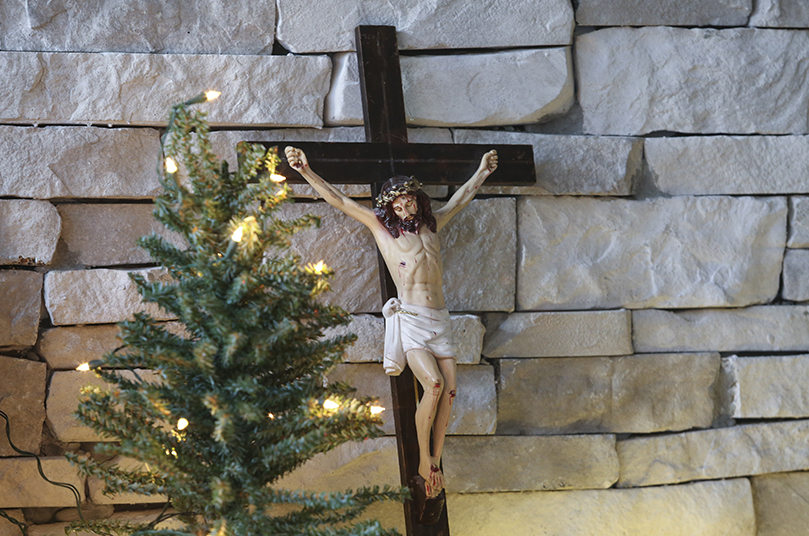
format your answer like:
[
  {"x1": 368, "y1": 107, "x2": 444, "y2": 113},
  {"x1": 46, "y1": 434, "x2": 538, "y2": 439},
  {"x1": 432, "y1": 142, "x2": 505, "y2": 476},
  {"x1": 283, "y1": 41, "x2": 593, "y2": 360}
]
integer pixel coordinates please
[
  {"x1": 454, "y1": 130, "x2": 640, "y2": 196},
  {"x1": 28, "y1": 509, "x2": 183, "y2": 536},
  {"x1": 0, "y1": 510, "x2": 24, "y2": 536},
  {"x1": 44, "y1": 268, "x2": 175, "y2": 326},
  {"x1": 37, "y1": 324, "x2": 122, "y2": 370},
  {"x1": 482, "y1": 310, "x2": 632, "y2": 358},
  {"x1": 0, "y1": 458, "x2": 84, "y2": 508},
  {"x1": 648, "y1": 136, "x2": 809, "y2": 195},
  {"x1": 617, "y1": 420, "x2": 809, "y2": 487},
  {"x1": 55, "y1": 204, "x2": 186, "y2": 267},
  {"x1": 518, "y1": 196, "x2": 786, "y2": 310},
  {"x1": 0, "y1": 270, "x2": 43, "y2": 347},
  {"x1": 751, "y1": 0, "x2": 809, "y2": 27},
  {"x1": 752, "y1": 472, "x2": 809, "y2": 536},
  {"x1": 789, "y1": 196, "x2": 809, "y2": 248},
  {"x1": 328, "y1": 363, "x2": 496, "y2": 435},
  {"x1": 276, "y1": 0, "x2": 573, "y2": 52},
  {"x1": 497, "y1": 353, "x2": 719, "y2": 435},
  {"x1": 0, "y1": 200, "x2": 61, "y2": 265},
  {"x1": 0, "y1": 126, "x2": 161, "y2": 199},
  {"x1": 633, "y1": 306, "x2": 809, "y2": 353},
  {"x1": 576, "y1": 0, "x2": 751, "y2": 26},
  {"x1": 0, "y1": 1, "x2": 274, "y2": 54},
  {"x1": 325, "y1": 49, "x2": 573, "y2": 127},
  {"x1": 783, "y1": 249, "x2": 809, "y2": 301},
  {"x1": 447, "y1": 479, "x2": 754, "y2": 536},
  {"x1": 0, "y1": 356, "x2": 47, "y2": 456},
  {"x1": 577, "y1": 28, "x2": 809, "y2": 135},
  {"x1": 0, "y1": 52, "x2": 330, "y2": 127},
  {"x1": 88, "y1": 457, "x2": 168, "y2": 504},
  {"x1": 728, "y1": 354, "x2": 809, "y2": 418},
  {"x1": 328, "y1": 314, "x2": 483, "y2": 365},
  {"x1": 444, "y1": 435, "x2": 618, "y2": 493}
]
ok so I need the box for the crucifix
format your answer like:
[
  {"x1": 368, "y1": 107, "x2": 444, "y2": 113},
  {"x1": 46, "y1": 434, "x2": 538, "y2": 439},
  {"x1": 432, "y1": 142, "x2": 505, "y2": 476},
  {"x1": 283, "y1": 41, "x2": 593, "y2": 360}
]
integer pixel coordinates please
[{"x1": 258, "y1": 25, "x2": 535, "y2": 536}]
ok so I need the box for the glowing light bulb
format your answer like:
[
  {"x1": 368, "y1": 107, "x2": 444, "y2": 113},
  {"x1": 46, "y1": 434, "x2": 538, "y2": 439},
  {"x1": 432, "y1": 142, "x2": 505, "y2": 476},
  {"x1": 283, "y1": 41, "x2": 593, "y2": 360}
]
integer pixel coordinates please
[
  {"x1": 231, "y1": 226, "x2": 244, "y2": 243},
  {"x1": 76, "y1": 363, "x2": 91, "y2": 372},
  {"x1": 370, "y1": 406, "x2": 385, "y2": 415},
  {"x1": 323, "y1": 400, "x2": 339, "y2": 410},
  {"x1": 205, "y1": 90, "x2": 221, "y2": 101},
  {"x1": 270, "y1": 173, "x2": 286, "y2": 183},
  {"x1": 268, "y1": 413, "x2": 275, "y2": 420},
  {"x1": 165, "y1": 157, "x2": 178, "y2": 174},
  {"x1": 313, "y1": 260, "x2": 325, "y2": 275},
  {"x1": 177, "y1": 418, "x2": 189, "y2": 430}
]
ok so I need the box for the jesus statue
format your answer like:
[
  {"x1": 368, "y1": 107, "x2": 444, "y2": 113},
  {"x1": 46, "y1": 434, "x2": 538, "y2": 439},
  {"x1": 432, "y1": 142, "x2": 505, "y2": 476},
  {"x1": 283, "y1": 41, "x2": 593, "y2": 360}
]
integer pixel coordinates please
[{"x1": 285, "y1": 146, "x2": 498, "y2": 524}]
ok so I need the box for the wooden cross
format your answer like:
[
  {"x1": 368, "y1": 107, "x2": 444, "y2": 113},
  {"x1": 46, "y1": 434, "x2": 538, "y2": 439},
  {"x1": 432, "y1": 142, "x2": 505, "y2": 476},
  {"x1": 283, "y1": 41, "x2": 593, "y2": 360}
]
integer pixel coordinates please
[{"x1": 258, "y1": 25, "x2": 535, "y2": 536}]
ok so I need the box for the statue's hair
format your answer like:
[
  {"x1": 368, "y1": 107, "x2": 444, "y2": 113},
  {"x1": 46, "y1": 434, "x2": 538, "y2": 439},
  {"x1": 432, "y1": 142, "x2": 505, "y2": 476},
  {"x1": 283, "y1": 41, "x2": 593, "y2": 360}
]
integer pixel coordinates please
[{"x1": 374, "y1": 175, "x2": 436, "y2": 239}]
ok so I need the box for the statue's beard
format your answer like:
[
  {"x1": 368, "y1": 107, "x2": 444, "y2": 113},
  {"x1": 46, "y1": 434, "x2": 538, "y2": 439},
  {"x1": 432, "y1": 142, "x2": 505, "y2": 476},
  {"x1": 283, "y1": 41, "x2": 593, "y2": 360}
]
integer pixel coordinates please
[{"x1": 398, "y1": 214, "x2": 422, "y2": 234}]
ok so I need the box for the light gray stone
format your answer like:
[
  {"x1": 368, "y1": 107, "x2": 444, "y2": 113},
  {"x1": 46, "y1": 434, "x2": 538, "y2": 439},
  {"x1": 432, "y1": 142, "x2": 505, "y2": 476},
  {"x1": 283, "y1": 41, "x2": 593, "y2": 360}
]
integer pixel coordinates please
[
  {"x1": 0, "y1": 52, "x2": 330, "y2": 127},
  {"x1": 444, "y1": 435, "x2": 618, "y2": 493},
  {"x1": 329, "y1": 314, "x2": 483, "y2": 365},
  {"x1": 482, "y1": 310, "x2": 632, "y2": 358},
  {"x1": 0, "y1": 200, "x2": 60, "y2": 265},
  {"x1": 0, "y1": 458, "x2": 85, "y2": 508},
  {"x1": 576, "y1": 0, "x2": 751, "y2": 26},
  {"x1": 647, "y1": 136, "x2": 809, "y2": 195},
  {"x1": 518, "y1": 196, "x2": 787, "y2": 310},
  {"x1": 44, "y1": 268, "x2": 175, "y2": 326},
  {"x1": 55, "y1": 204, "x2": 186, "y2": 267},
  {"x1": 730, "y1": 354, "x2": 809, "y2": 418},
  {"x1": 87, "y1": 457, "x2": 168, "y2": 504},
  {"x1": 0, "y1": 271, "x2": 43, "y2": 347},
  {"x1": 752, "y1": 472, "x2": 809, "y2": 536},
  {"x1": 789, "y1": 196, "x2": 809, "y2": 248},
  {"x1": 276, "y1": 0, "x2": 573, "y2": 53},
  {"x1": 498, "y1": 353, "x2": 719, "y2": 435},
  {"x1": 0, "y1": 356, "x2": 47, "y2": 456},
  {"x1": 633, "y1": 306, "x2": 809, "y2": 353},
  {"x1": 454, "y1": 130, "x2": 640, "y2": 196},
  {"x1": 577, "y1": 28, "x2": 809, "y2": 135},
  {"x1": 447, "y1": 479, "x2": 755, "y2": 536},
  {"x1": 0, "y1": 126, "x2": 161, "y2": 199},
  {"x1": 751, "y1": 0, "x2": 809, "y2": 27},
  {"x1": 328, "y1": 363, "x2": 496, "y2": 435},
  {"x1": 326, "y1": 49, "x2": 574, "y2": 127},
  {"x1": 0, "y1": 1, "x2": 274, "y2": 54},
  {"x1": 618, "y1": 420, "x2": 809, "y2": 487},
  {"x1": 783, "y1": 249, "x2": 809, "y2": 301}
]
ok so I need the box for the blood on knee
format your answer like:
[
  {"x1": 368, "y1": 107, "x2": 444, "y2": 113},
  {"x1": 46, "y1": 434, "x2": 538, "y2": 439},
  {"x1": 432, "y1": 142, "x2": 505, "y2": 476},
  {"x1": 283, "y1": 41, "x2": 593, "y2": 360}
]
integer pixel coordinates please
[{"x1": 449, "y1": 389, "x2": 457, "y2": 404}]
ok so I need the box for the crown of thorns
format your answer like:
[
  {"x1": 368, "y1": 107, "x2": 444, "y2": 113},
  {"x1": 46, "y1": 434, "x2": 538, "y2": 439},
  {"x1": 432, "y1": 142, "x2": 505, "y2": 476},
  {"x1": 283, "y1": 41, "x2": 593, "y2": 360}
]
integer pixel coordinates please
[{"x1": 375, "y1": 177, "x2": 423, "y2": 207}]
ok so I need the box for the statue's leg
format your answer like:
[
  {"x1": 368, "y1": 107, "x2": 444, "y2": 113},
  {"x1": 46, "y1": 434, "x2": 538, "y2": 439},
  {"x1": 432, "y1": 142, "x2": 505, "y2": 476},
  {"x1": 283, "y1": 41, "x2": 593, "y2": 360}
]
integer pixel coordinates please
[
  {"x1": 405, "y1": 349, "x2": 444, "y2": 481},
  {"x1": 431, "y1": 357, "x2": 457, "y2": 465}
]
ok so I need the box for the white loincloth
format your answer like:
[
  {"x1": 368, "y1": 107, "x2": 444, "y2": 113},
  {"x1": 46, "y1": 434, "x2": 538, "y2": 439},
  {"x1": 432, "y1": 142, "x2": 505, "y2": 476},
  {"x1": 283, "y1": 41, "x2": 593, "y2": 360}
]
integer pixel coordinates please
[{"x1": 382, "y1": 298, "x2": 457, "y2": 376}]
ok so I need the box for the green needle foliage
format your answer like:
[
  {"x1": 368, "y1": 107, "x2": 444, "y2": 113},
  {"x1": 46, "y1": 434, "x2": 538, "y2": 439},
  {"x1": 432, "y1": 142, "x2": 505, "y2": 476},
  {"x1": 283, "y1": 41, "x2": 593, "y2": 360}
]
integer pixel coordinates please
[{"x1": 67, "y1": 96, "x2": 406, "y2": 536}]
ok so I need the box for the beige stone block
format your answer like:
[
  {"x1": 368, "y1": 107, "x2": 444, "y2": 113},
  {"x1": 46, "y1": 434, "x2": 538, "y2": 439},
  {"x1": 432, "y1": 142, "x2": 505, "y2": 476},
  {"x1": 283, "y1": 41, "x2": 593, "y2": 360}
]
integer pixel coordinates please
[
  {"x1": 731, "y1": 354, "x2": 809, "y2": 418},
  {"x1": 578, "y1": 27, "x2": 809, "y2": 135},
  {"x1": 752, "y1": 472, "x2": 809, "y2": 536},
  {"x1": 498, "y1": 353, "x2": 719, "y2": 435},
  {"x1": 518, "y1": 196, "x2": 787, "y2": 310},
  {"x1": 55, "y1": 204, "x2": 185, "y2": 267},
  {"x1": 28, "y1": 509, "x2": 183, "y2": 536},
  {"x1": 447, "y1": 479, "x2": 755, "y2": 536},
  {"x1": 276, "y1": 0, "x2": 573, "y2": 52},
  {"x1": 455, "y1": 130, "x2": 640, "y2": 196},
  {"x1": 0, "y1": 510, "x2": 24, "y2": 536},
  {"x1": 329, "y1": 363, "x2": 496, "y2": 436},
  {"x1": 88, "y1": 457, "x2": 168, "y2": 505},
  {"x1": 483, "y1": 310, "x2": 632, "y2": 358},
  {"x1": 576, "y1": 0, "x2": 751, "y2": 26},
  {"x1": 0, "y1": 52, "x2": 330, "y2": 127},
  {"x1": 326, "y1": 49, "x2": 573, "y2": 128},
  {"x1": 444, "y1": 435, "x2": 618, "y2": 493},
  {"x1": 0, "y1": 356, "x2": 47, "y2": 456},
  {"x1": 44, "y1": 268, "x2": 175, "y2": 326},
  {"x1": 0, "y1": 126, "x2": 161, "y2": 199},
  {"x1": 633, "y1": 306, "x2": 809, "y2": 353},
  {"x1": 37, "y1": 324, "x2": 122, "y2": 370},
  {"x1": 751, "y1": 0, "x2": 809, "y2": 27},
  {"x1": 0, "y1": 200, "x2": 61, "y2": 265},
  {"x1": 0, "y1": 458, "x2": 84, "y2": 508},
  {"x1": 783, "y1": 249, "x2": 809, "y2": 301},
  {"x1": 617, "y1": 420, "x2": 809, "y2": 487},
  {"x1": 0, "y1": 271, "x2": 43, "y2": 347},
  {"x1": 789, "y1": 196, "x2": 809, "y2": 248}
]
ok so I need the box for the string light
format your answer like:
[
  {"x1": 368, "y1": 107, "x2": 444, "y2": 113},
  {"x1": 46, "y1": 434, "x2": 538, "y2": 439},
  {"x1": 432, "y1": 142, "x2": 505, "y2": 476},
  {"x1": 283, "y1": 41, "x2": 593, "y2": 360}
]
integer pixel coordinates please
[
  {"x1": 268, "y1": 413, "x2": 275, "y2": 420},
  {"x1": 270, "y1": 173, "x2": 286, "y2": 183},
  {"x1": 76, "y1": 363, "x2": 91, "y2": 372},
  {"x1": 165, "y1": 157, "x2": 178, "y2": 174},
  {"x1": 177, "y1": 418, "x2": 189, "y2": 430},
  {"x1": 205, "y1": 90, "x2": 221, "y2": 101},
  {"x1": 323, "y1": 400, "x2": 339, "y2": 410},
  {"x1": 231, "y1": 226, "x2": 244, "y2": 243},
  {"x1": 370, "y1": 406, "x2": 385, "y2": 415}
]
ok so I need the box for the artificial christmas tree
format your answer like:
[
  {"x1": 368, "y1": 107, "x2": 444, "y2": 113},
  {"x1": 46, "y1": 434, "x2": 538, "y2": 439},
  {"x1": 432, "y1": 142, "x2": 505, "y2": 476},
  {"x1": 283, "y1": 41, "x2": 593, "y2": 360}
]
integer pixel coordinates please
[{"x1": 68, "y1": 94, "x2": 406, "y2": 536}]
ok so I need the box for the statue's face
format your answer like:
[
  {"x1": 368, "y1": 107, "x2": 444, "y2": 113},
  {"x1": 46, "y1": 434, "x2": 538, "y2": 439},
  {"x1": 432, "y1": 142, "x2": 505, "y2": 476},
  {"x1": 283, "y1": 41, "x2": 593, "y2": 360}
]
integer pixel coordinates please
[{"x1": 391, "y1": 194, "x2": 418, "y2": 221}]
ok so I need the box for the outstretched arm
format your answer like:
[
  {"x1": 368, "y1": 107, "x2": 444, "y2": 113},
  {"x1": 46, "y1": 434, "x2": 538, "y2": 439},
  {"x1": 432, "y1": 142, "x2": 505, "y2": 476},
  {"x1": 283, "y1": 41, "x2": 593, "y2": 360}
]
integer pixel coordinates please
[
  {"x1": 284, "y1": 146, "x2": 378, "y2": 229},
  {"x1": 434, "y1": 150, "x2": 498, "y2": 230}
]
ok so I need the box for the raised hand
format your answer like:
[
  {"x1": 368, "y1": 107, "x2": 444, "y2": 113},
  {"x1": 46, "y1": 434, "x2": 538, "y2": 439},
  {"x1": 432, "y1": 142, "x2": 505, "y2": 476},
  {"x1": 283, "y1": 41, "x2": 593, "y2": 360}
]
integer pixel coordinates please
[
  {"x1": 479, "y1": 149, "x2": 498, "y2": 175},
  {"x1": 284, "y1": 146, "x2": 308, "y2": 171}
]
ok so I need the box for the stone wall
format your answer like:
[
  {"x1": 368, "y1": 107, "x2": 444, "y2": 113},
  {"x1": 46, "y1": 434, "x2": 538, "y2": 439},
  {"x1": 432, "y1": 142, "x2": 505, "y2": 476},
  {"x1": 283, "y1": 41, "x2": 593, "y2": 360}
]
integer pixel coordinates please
[{"x1": 1, "y1": 1, "x2": 808, "y2": 535}]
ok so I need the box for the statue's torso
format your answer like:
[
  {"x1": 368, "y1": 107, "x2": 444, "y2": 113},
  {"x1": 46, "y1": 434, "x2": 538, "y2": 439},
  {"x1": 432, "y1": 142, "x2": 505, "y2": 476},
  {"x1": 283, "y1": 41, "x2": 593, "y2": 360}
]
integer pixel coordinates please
[{"x1": 376, "y1": 227, "x2": 445, "y2": 310}]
